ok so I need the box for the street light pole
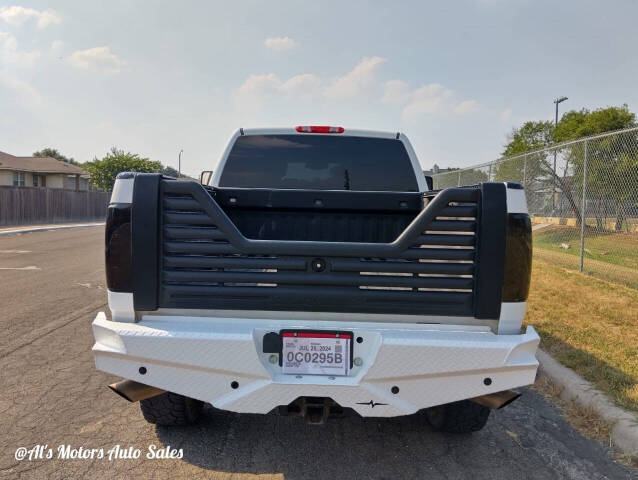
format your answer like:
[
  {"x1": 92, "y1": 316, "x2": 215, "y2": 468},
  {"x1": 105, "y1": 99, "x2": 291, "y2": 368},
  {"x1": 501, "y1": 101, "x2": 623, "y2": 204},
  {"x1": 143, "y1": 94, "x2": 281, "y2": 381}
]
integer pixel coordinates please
[
  {"x1": 178, "y1": 149, "x2": 183, "y2": 178},
  {"x1": 552, "y1": 96, "x2": 568, "y2": 212}
]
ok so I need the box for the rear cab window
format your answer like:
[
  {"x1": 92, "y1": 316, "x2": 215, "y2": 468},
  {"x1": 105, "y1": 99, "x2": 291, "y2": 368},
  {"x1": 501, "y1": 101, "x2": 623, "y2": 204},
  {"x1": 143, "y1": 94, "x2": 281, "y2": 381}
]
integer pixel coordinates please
[{"x1": 218, "y1": 134, "x2": 419, "y2": 192}]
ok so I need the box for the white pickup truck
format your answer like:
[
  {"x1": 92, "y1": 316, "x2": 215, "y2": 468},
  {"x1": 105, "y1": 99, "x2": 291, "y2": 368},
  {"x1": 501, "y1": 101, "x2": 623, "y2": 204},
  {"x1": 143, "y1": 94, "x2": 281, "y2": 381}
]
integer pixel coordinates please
[{"x1": 92, "y1": 126, "x2": 538, "y2": 431}]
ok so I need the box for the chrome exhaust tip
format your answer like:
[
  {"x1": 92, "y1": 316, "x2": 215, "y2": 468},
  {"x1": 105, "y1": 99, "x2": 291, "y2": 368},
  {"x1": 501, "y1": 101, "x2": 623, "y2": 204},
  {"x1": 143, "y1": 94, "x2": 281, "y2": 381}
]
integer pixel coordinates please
[
  {"x1": 470, "y1": 390, "x2": 521, "y2": 409},
  {"x1": 108, "y1": 379, "x2": 165, "y2": 403}
]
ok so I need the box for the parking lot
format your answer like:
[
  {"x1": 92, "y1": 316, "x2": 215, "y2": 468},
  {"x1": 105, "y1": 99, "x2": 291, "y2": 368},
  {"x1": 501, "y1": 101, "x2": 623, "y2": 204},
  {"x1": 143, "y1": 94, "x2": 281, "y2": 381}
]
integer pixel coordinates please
[{"x1": 0, "y1": 227, "x2": 635, "y2": 479}]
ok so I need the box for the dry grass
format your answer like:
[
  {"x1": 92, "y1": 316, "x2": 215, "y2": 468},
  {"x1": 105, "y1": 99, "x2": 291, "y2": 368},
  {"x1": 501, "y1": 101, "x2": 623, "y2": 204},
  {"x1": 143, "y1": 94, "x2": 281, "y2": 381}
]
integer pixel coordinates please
[
  {"x1": 534, "y1": 248, "x2": 638, "y2": 290},
  {"x1": 525, "y1": 255, "x2": 638, "y2": 466},
  {"x1": 533, "y1": 375, "x2": 637, "y2": 468},
  {"x1": 526, "y1": 259, "x2": 638, "y2": 413},
  {"x1": 533, "y1": 376, "x2": 612, "y2": 442},
  {"x1": 534, "y1": 225, "x2": 638, "y2": 269}
]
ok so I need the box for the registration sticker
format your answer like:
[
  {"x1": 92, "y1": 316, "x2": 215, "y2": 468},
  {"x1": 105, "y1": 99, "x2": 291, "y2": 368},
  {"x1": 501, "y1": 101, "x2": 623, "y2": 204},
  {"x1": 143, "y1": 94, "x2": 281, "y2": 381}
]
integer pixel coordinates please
[{"x1": 281, "y1": 332, "x2": 351, "y2": 376}]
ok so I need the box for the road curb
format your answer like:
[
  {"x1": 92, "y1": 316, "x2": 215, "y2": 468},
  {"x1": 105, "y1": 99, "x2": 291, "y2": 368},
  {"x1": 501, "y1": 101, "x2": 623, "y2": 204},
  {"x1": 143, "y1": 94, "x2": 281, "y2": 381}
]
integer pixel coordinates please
[
  {"x1": 0, "y1": 222, "x2": 104, "y2": 236},
  {"x1": 537, "y1": 349, "x2": 638, "y2": 455}
]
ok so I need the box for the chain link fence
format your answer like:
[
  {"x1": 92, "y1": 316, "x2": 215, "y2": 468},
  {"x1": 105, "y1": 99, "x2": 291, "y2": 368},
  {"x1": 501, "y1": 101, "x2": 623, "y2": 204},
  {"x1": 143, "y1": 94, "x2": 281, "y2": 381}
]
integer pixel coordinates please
[{"x1": 432, "y1": 126, "x2": 638, "y2": 289}]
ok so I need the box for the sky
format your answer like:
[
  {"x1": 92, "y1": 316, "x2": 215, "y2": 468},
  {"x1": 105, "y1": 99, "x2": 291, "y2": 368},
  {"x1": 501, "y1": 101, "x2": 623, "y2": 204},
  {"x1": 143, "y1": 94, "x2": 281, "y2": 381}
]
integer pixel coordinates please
[{"x1": 1, "y1": 0, "x2": 638, "y2": 178}]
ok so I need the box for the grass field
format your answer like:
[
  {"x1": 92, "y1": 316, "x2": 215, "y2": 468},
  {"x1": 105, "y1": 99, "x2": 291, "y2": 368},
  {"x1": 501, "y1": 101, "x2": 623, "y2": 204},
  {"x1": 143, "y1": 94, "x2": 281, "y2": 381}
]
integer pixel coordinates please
[
  {"x1": 526, "y1": 259, "x2": 638, "y2": 413},
  {"x1": 532, "y1": 225, "x2": 638, "y2": 289},
  {"x1": 533, "y1": 248, "x2": 638, "y2": 290},
  {"x1": 533, "y1": 225, "x2": 638, "y2": 269}
]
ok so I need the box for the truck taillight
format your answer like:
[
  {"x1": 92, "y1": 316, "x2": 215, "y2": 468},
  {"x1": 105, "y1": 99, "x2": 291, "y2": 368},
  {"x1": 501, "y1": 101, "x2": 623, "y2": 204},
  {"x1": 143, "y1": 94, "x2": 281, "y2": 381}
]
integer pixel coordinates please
[
  {"x1": 105, "y1": 204, "x2": 132, "y2": 291},
  {"x1": 295, "y1": 125, "x2": 344, "y2": 133},
  {"x1": 502, "y1": 213, "x2": 532, "y2": 302}
]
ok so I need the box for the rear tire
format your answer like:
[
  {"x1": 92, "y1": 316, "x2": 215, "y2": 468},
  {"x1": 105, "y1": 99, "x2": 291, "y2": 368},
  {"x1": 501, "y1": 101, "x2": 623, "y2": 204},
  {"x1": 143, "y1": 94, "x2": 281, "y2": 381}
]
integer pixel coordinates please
[
  {"x1": 426, "y1": 400, "x2": 490, "y2": 433},
  {"x1": 139, "y1": 392, "x2": 203, "y2": 426}
]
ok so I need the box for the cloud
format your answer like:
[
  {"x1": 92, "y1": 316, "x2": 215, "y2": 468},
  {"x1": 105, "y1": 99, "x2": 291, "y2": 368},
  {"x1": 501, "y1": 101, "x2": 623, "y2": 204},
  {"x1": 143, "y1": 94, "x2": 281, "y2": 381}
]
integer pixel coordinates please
[
  {"x1": 233, "y1": 56, "x2": 478, "y2": 121},
  {"x1": 234, "y1": 72, "x2": 321, "y2": 109},
  {"x1": 381, "y1": 79, "x2": 411, "y2": 106},
  {"x1": 280, "y1": 73, "x2": 322, "y2": 99},
  {"x1": 0, "y1": 73, "x2": 41, "y2": 107},
  {"x1": 384, "y1": 81, "x2": 480, "y2": 121},
  {"x1": 0, "y1": 6, "x2": 61, "y2": 29},
  {"x1": 500, "y1": 107, "x2": 513, "y2": 122},
  {"x1": 0, "y1": 31, "x2": 40, "y2": 66},
  {"x1": 235, "y1": 73, "x2": 281, "y2": 103},
  {"x1": 49, "y1": 40, "x2": 64, "y2": 56},
  {"x1": 453, "y1": 99, "x2": 481, "y2": 115},
  {"x1": 401, "y1": 84, "x2": 453, "y2": 119},
  {"x1": 67, "y1": 46, "x2": 125, "y2": 74},
  {"x1": 234, "y1": 57, "x2": 386, "y2": 112},
  {"x1": 264, "y1": 36, "x2": 297, "y2": 51},
  {"x1": 324, "y1": 56, "x2": 386, "y2": 100}
]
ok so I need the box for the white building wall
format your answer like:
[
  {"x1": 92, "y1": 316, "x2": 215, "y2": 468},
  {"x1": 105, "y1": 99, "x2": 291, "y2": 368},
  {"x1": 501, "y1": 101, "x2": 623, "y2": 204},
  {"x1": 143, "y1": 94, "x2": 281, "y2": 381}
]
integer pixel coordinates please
[
  {"x1": 0, "y1": 171, "x2": 12, "y2": 186},
  {"x1": 46, "y1": 174, "x2": 64, "y2": 188},
  {"x1": 0, "y1": 170, "x2": 30, "y2": 186},
  {"x1": 0, "y1": 171, "x2": 88, "y2": 189}
]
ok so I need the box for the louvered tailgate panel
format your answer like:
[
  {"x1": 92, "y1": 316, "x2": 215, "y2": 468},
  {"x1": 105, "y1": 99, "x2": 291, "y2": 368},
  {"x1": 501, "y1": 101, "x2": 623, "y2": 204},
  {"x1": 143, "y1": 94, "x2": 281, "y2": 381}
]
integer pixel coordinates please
[
  {"x1": 226, "y1": 210, "x2": 415, "y2": 243},
  {"x1": 159, "y1": 181, "x2": 479, "y2": 317}
]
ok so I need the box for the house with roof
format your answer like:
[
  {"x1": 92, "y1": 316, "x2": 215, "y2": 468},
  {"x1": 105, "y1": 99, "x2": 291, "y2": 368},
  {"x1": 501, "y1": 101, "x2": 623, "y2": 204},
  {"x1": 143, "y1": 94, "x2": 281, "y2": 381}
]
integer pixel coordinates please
[
  {"x1": 422, "y1": 164, "x2": 458, "y2": 176},
  {"x1": 0, "y1": 151, "x2": 90, "y2": 190}
]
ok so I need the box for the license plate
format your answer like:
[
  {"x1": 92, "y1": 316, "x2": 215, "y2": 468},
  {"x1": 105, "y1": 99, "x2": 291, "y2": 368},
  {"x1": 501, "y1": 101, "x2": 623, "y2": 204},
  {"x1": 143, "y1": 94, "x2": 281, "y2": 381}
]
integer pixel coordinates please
[{"x1": 281, "y1": 331, "x2": 351, "y2": 376}]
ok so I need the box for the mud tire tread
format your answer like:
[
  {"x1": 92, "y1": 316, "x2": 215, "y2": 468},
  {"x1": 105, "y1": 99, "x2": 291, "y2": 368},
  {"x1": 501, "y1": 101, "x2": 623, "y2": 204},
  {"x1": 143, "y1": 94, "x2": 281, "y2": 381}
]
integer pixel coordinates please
[{"x1": 139, "y1": 392, "x2": 203, "y2": 426}]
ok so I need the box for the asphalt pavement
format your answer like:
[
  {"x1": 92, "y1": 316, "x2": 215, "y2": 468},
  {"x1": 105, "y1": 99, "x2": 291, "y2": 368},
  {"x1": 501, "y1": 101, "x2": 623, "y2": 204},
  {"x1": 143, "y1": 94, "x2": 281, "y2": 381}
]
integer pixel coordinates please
[{"x1": 0, "y1": 227, "x2": 635, "y2": 479}]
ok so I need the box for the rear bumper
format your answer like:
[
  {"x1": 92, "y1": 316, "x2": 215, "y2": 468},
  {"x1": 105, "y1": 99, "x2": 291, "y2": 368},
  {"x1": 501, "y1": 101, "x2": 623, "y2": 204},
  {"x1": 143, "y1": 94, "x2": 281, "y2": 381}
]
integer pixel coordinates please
[{"x1": 92, "y1": 313, "x2": 539, "y2": 417}]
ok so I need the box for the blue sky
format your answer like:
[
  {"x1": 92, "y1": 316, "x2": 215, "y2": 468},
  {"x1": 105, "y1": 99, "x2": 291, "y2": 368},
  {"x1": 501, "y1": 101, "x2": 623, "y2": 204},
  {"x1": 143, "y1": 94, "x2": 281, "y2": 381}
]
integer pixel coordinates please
[{"x1": 1, "y1": 0, "x2": 637, "y2": 177}]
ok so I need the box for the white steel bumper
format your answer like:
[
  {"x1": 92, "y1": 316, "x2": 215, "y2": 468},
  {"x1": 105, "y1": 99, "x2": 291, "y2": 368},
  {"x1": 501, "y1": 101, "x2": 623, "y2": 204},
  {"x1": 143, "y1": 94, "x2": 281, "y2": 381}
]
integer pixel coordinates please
[{"x1": 92, "y1": 313, "x2": 539, "y2": 417}]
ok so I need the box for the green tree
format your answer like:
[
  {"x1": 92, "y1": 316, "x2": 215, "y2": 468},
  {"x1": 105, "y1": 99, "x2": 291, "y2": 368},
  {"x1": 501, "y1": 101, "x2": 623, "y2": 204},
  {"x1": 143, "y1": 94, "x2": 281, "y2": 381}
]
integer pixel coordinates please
[
  {"x1": 497, "y1": 122, "x2": 578, "y2": 222},
  {"x1": 503, "y1": 121, "x2": 555, "y2": 156},
  {"x1": 32, "y1": 148, "x2": 80, "y2": 166},
  {"x1": 459, "y1": 168, "x2": 489, "y2": 186},
  {"x1": 553, "y1": 105, "x2": 635, "y2": 142},
  {"x1": 162, "y1": 166, "x2": 180, "y2": 178},
  {"x1": 554, "y1": 105, "x2": 636, "y2": 230},
  {"x1": 495, "y1": 121, "x2": 553, "y2": 191},
  {"x1": 499, "y1": 105, "x2": 637, "y2": 228},
  {"x1": 83, "y1": 148, "x2": 162, "y2": 191}
]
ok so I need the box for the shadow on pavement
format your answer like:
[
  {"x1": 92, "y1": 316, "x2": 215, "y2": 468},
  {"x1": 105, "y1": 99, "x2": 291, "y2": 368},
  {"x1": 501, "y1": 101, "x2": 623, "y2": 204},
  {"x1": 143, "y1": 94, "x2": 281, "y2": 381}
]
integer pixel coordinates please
[{"x1": 154, "y1": 389, "x2": 635, "y2": 480}]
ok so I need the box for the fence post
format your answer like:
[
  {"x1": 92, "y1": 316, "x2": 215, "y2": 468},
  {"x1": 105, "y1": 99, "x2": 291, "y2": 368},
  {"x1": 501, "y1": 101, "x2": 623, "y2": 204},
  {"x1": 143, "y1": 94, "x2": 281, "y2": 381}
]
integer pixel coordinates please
[
  {"x1": 488, "y1": 163, "x2": 492, "y2": 182},
  {"x1": 457, "y1": 171, "x2": 461, "y2": 187},
  {"x1": 523, "y1": 154, "x2": 527, "y2": 187},
  {"x1": 579, "y1": 140, "x2": 588, "y2": 272}
]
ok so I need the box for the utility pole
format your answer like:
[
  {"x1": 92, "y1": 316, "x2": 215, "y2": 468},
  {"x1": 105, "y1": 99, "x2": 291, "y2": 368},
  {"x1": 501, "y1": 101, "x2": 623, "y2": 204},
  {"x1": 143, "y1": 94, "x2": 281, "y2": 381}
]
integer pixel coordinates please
[
  {"x1": 552, "y1": 96, "x2": 568, "y2": 212},
  {"x1": 178, "y1": 149, "x2": 183, "y2": 178}
]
